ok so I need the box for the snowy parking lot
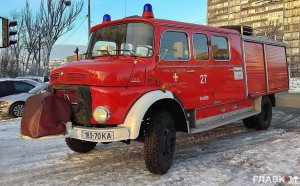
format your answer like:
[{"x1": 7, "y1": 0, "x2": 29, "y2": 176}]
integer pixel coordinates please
[{"x1": 0, "y1": 107, "x2": 300, "y2": 185}]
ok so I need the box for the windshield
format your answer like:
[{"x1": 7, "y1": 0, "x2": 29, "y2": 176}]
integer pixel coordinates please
[
  {"x1": 28, "y1": 83, "x2": 48, "y2": 94},
  {"x1": 86, "y1": 22, "x2": 154, "y2": 58}
]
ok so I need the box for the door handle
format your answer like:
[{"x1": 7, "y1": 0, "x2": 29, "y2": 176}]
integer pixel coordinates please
[{"x1": 186, "y1": 70, "x2": 195, "y2": 73}]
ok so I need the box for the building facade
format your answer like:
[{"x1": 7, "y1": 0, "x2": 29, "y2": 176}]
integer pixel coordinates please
[{"x1": 207, "y1": 0, "x2": 300, "y2": 74}]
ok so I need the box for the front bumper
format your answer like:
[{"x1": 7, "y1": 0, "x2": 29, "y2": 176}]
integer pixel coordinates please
[
  {"x1": 21, "y1": 122, "x2": 130, "y2": 143},
  {"x1": 66, "y1": 122, "x2": 130, "y2": 143}
]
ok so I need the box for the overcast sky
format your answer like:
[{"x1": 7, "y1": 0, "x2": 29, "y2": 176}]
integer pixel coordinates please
[{"x1": 1, "y1": 0, "x2": 207, "y2": 59}]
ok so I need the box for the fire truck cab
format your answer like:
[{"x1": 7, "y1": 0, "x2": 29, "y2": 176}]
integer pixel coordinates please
[{"x1": 46, "y1": 4, "x2": 289, "y2": 174}]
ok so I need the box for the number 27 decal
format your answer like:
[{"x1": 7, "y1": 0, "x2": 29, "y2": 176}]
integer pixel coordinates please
[{"x1": 200, "y1": 74, "x2": 207, "y2": 84}]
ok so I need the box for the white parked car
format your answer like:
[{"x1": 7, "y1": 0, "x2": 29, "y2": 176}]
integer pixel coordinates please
[
  {"x1": 0, "y1": 83, "x2": 48, "y2": 117},
  {"x1": 0, "y1": 78, "x2": 39, "y2": 98},
  {"x1": 16, "y1": 76, "x2": 48, "y2": 83}
]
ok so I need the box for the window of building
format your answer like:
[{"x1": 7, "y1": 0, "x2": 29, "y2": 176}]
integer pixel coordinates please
[
  {"x1": 193, "y1": 33, "x2": 209, "y2": 60},
  {"x1": 211, "y1": 35, "x2": 230, "y2": 61},
  {"x1": 160, "y1": 31, "x2": 189, "y2": 61}
]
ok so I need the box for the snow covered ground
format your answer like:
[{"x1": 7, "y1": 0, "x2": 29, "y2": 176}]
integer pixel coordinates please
[
  {"x1": 290, "y1": 78, "x2": 300, "y2": 92},
  {"x1": 0, "y1": 107, "x2": 299, "y2": 185}
]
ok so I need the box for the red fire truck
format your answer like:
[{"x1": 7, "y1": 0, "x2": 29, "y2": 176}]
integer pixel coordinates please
[{"x1": 21, "y1": 4, "x2": 289, "y2": 174}]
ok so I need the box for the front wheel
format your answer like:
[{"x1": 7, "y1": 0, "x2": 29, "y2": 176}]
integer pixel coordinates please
[
  {"x1": 65, "y1": 138, "x2": 97, "y2": 153},
  {"x1": 144, "y1": 111, "x2": 176, "y2": 175},
  {"x1": 10, "y1": 102, "x2": 25, "y2": 117}
]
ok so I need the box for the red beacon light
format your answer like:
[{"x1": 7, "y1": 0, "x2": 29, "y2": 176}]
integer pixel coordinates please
[
  {"x1": 103, "y1": 14, "x2": 111, "y2": 23},
  {"x1": 142, "y1": 4, "x2": 154, "y2": 18}
]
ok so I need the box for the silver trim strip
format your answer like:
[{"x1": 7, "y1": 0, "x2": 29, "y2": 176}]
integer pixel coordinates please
[
  {"x1": 263, "y1": 44, "x2": 270, "y2": 93},
  {"x1": 195, "y1": 106, "x2": 254, "y2": 126},
  {"x1": 190, "y1": 107, "x2": 259, "y2": 133},
  {"x1": 158, "y1": 65, "x2": 243, "y2": 68},
  {"x1": 242, "y1": 40, "x2": 249, "y2": 97}
]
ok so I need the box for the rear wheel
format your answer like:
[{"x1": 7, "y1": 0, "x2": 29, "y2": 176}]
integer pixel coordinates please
[
  {"x1": 243, "y1": 116, "x2": 257, "y2": 129},
  {"x1": 144, "y1": 111, "x2": 176, "y2": 175},
  {"x1": 65, "y1": 138, "x2": 97, "y2": 153},
  {"x1": 10, "y1": 102, "x2": 25, "y2": 117},
  {"x1": 256, "y1": 96, "x2": 272, "y2": 130},
  {"x1": 243, "y1": 96, "x2": 272, "y2": 130}
]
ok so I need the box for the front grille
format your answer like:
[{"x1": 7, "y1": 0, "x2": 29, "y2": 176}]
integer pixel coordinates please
[
  {"x1": 55, "y1": 89, "x2": 78, "y2": 104},
  {"x1": 66, "y1": 73, "x2": 88, "y2": 82},
  {"x1": 50, "y1": 73, "x2": 60, "y2": 81},
  {"x1": 51, "y1": 85, "x2": 92, "y2": 126}
]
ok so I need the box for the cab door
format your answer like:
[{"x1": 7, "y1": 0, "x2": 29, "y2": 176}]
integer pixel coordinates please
[
  {"x1": 192, "y1": 32, "x2": 214, "y2": 108},
  {"x1": 210, "y1": 34, "x2": 245, "y2": 104},
  {"x1": 156, "y1": 29, "x2": 197, "y2": 109}
]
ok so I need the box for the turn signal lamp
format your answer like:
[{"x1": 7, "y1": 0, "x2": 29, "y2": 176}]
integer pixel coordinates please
[
  {"x1": 103, "y1": 14, "x2": 111, "y2": 23},
  {"x1": 160, "y1": 85, "x2": 166, "y2": 92},
  {"x1": 142, "y1": 4, "x2": 154, "y2": 18}
]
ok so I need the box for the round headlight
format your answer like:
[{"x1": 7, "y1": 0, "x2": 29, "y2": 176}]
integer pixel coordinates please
[{"x1": 92, "y1": 106, "x2": 110, "y2": 123}]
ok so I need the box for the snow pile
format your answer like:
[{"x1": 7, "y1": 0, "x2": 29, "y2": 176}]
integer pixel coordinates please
[
  {"x1": 0, "y1": 108, "x2": 300, "y2": 185},
  {"x1": 289, "y1": 78, "x2": 300, "y2": 91}
]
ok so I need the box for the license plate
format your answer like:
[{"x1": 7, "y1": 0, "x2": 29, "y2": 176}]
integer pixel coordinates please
[{"x1": 81, "y1": 130, "x2": 114, "y2": 140}]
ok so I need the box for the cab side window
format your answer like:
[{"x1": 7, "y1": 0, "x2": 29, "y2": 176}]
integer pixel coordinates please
[
  {"x1": 193, "y1": 33, "x2": 209, "y2": 60},
  {"x1": 211, "y1": 35, "x2": 229, "y2": 61},
  {"x1": 160, "y1": 31, "x2": 189, "y2": 61}
]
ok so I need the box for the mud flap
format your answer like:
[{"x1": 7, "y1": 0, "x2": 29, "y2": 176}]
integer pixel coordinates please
[{"x1": 21, "y1": 92, "x2": 71, "y2": 139}]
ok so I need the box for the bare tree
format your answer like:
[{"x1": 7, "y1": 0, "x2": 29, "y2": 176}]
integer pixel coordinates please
[
  {"x1": 0, "y1": 0, "x2": 84, "y2": 77},
  {"x1": 254, "y1": 20, "x2": 284, "y2": 41},
  {"x1": 39, "y1": 0, "x2": 83, "y2": 75},
  {"x1": 0, "y1": 49, "x2": 10, "y2": 77},
  {"x1": 22, "y1": 1, "x2": 39, "y2": 75}
]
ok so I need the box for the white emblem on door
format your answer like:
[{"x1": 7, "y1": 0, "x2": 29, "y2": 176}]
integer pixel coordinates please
[{"x1": 173, "y1": 73, "x2": 179, "y2": 82}]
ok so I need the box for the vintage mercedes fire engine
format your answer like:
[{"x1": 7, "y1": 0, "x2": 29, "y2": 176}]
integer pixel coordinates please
[{"x1": 22, "y1": 4, "x2": 289, "y2": 174}]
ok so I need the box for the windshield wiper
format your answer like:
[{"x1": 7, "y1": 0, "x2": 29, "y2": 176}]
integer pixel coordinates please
[
  {"x1": 82, "y1": 52, "x2": 94, "y2": 59},
  {"x1": 112, "y1": 50, "x2": 137, "y2": 58}
]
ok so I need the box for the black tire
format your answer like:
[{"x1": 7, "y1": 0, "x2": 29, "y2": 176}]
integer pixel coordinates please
[
  {"x1": 10, "y1": 102, "x2": 25, "y2": 117},
  {"x1": 101, "y1": 142, "x2": 111, "y2": 144},
  {"x1": 65, "y1": 138, "x2": 97, "y2": 153},
  {"x1": 144, "y1": 111, "x2": 176, "y2": 175},
  {"x1": 243, "y1": 96, "x2": 272, "y2": 130},
  {"x1": 256, "y1": 96, "x2": 272, "y2": 130},
  {"x1": 243, "y1": 116, "x2": 257, "y2": 129}
]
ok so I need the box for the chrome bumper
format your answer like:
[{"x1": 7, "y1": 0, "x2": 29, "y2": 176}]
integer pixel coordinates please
[{"x1": 65, "y1": 122, "x2": 130, "y2": 143}]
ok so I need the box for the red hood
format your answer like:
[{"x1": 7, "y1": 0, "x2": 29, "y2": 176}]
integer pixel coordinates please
[{"x1": 50, "y1": 58, "x2": 138, "y2": 86}]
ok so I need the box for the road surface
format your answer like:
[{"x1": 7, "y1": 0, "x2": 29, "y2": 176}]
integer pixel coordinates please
[{"x1": 0, "y1": 107, "x2": 299, "y2": 185}]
